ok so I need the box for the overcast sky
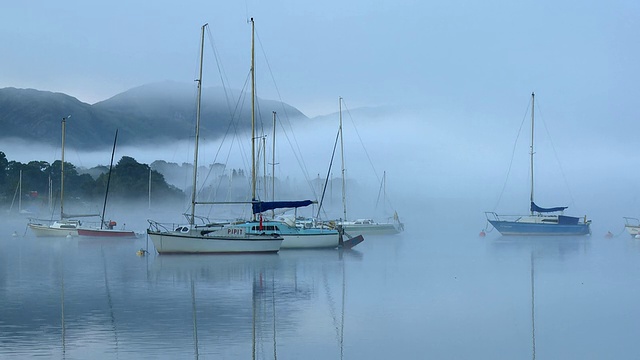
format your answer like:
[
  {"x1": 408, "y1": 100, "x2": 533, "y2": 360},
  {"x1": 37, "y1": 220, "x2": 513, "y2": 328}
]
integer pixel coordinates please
[
  {"x1": 2, "y1": 1, "x2": 640, "y2": 221},
  {"x1": 1, "y1": 1, "x2": 637, "y2": 118}
]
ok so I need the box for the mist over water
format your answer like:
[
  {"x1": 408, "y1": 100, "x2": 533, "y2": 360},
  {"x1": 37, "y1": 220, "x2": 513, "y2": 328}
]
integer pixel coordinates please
[
  {"x1": 3, "y1": 105, "x2": 640, "y2": 358},
  {"x1": 4, "y1": 104, "x2": 640, "y2": 233}
]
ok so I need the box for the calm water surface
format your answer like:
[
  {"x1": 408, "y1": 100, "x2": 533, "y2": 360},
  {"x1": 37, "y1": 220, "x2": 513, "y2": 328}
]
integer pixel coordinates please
[{"x1": 2, "y1": 210, "x2": 640, "y2": 359}]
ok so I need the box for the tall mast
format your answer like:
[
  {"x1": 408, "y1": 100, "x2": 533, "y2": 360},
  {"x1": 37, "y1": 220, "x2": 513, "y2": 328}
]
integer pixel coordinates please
[
  {"x1": 190, "y1": 23, "x2": 207, "y2": 225},
  {"x1": 272, "y1": 111, "x2": 277, "y2": 200},
  {"x1": 262, "y1": 136, "x2": 267, "y2": 200},
  {"x1": 18, "y1": 169, "x2": 22, "y2": 213},
  {"x1": 271, "y1": 111, "x2": 276, "y2": 218},
  {"x1": 100, "y1": 129, "x2": 118, "y2": 229},
  {"x1": 148, "y1": 167, "x2": 152, "y2": 211},
  {"x1": 383, "y1": 170, "x2": 387, "y2": 206},
  {"x1": 530, "y1": 92, "x2": 535, "y2": 215},
  {"x1": 60, "y1": 116, "x2": 68, "y2": 219},
  {"x1": 339, "y1": 97, "x2": 347, "y2": 222},
  {"x1": 251, "y1": 17, "x2": 257, "y2": 221}
]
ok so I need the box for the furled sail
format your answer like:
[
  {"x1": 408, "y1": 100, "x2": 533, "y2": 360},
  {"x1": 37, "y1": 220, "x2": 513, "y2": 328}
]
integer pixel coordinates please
[
  {"x1": 530, "y1": 202, "x2": 568, "y2": 213},
  {"x1": 252, "y1": 200, "x2": 314, "y2": 214}
]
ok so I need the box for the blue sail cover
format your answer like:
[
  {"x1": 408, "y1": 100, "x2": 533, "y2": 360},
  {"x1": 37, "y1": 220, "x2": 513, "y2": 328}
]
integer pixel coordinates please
[
  {"x1": 530, "y1": 201, "x2": 568, "y2": 213},
  {"x1": 252, "y1": 200, "x2": 314, "y2": 214}
]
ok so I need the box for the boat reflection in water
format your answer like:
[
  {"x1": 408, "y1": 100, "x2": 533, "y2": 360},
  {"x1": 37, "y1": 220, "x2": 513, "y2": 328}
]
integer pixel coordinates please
[
  {"x1": 0, "y1": 228, "x2": 363, "y2": 359},
  {"x1": 148, "y1": 249, "x2": 362, "y2": 359}
]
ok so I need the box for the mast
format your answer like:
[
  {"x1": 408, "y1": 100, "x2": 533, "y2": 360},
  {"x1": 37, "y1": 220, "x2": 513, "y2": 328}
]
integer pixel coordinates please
[
  {"x1": 251, "y1": 17, "x2": 257, "y2": 221},
  {"x1": 262, "y1": 136, "x2": 267, "y2": 200},
  {"x1": 529, "y1": 92, "x2": 535, "y2": 215},
  {"x1": 383, "y1": 171, "x2": 386, "y2": 209},
  {"x1": 271, "y1": 111, "x2": 277, "y2": 218},
  {"x1": 339, "y1": 97, "x2": 347, "y2": 222},
  {"x1": 190, "y1": 23, "x2": 207, "y2": 225},
  {"x1": 60, "y1": 116, "x2": 68, "y2": 219},
  {"x1": 49, "y1": 174, "x2": 52, "y2": 213},
  {"x1": 148, "y1": 167, "x2": 151, "y2": 211},
  {"x1": 271, "y1": 111, "x2": 276, "y2": 201},
  {"x1": 100, "y1": 130, "x2": 118, "y2": 229},
  {"x1": 18, "y1": 169, "x2": 22, "y2": 213}
]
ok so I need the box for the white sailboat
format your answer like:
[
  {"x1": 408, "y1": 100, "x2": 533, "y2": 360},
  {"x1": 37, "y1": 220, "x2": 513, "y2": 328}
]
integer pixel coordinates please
[
  {"x1": 193, "y1": 20, "x2": 361, "y2": 250},
  {"x1": 334, "y1": 97, "x2": 404, "y2": 236},
  {"x1": 28, "y1": 116, "x2": 97, "y2": 237},
  {"x1": 146, "y1": 22, "x2": 283, "y2": 254}
]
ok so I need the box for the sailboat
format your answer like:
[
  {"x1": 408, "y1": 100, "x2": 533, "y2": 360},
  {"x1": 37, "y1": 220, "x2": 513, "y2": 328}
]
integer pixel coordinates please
[
  {"x1": 146, "y1": 23, "x2": 283, "y2": 254},
  {"x1": 333, "y1": 97, "x2": 403, "y2": 236},
  {"x1": 77, "y1": 130, "x2": 136, "y2": 238},
  {"x1": 7, "y1": 170, "x2": 35, "y2": 216},
  {"x1": 236, "y1": 22, "x2": 363, "y2": 249},
  {"x1": 186, "y1": 20, "x2": 360, "y2": 250},
  {"x1": 485, "y1": 92, "x2": 591, "y2": 236},
  {"x1": 28, "y1": 116, "x2": 97, "y2": 237}
]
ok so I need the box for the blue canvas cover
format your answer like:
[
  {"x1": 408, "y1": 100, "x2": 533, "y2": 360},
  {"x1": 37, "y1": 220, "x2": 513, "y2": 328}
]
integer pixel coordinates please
[
  {"x1": 558, "y1": 215, "x2": 580, "y2": 225},
  {"x1": 252, "y1": 200, "x2": 313, "y2": 214},
  {"x1": 530, "y1": 202, "x2": 568, "y2": 213}
]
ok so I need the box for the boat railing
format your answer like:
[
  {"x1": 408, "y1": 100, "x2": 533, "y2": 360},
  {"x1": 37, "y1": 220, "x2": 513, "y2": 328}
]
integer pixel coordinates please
[
  {"x1": 484, "y1": 212, "x2": 524, "y2": 222},
  {"x1": 147, "y1": 220, "x2": 174, "y2": 233},
  {"x1": 148, "y1": 219, "x2": 230, "y2": 233},
  {"x1": 624, "y1": 217, "x2": 640, "y2": 227}
]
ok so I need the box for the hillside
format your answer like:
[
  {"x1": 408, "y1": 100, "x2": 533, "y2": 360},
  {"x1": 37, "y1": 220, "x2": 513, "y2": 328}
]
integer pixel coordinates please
[{"x1": 0, "y1": 82, "x2": 308, "y2": 150}]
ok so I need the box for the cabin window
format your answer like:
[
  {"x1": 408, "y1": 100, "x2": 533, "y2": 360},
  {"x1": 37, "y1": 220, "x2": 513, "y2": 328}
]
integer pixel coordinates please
[{"x1": 250, "y1": 225, "x2": 278, "y2": 231}]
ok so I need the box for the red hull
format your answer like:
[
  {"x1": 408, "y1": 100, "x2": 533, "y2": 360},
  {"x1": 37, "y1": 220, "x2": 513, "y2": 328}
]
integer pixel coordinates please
[{"x1": 77, "y1": 228, "x2": 137, "y2": 238}]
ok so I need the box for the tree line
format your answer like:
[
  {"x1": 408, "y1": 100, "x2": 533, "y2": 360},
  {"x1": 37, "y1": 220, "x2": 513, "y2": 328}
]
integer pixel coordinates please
[{"x1": 0, "y1": 151, "x2": 184, "y2": 211}]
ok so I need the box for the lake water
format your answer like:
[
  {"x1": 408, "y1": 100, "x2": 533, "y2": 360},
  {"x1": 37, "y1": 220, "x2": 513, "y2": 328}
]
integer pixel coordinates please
[{"x1": 2, "y1": 205, "x2": 640, "y2": 360}]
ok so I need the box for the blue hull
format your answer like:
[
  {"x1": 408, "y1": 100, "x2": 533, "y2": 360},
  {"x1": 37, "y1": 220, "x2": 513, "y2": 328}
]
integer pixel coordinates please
[{"x1": 488, "y1": 220, "x2": 591, "y2": 236}]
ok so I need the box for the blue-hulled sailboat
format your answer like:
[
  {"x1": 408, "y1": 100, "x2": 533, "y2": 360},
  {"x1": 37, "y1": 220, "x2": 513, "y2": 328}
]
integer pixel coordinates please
[{"x1": 485, "y1": 92, "x2": 591, "y2": 236}]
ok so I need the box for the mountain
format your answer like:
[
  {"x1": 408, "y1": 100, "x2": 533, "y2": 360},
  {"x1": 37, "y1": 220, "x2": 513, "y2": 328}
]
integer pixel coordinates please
[{"x1": 0, "y1": 82, "x2": 308, "y2": 150}]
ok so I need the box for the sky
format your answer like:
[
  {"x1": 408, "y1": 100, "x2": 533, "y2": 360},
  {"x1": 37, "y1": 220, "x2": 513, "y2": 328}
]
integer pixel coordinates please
[
  {"x1": 2, "y1": 0, "x2": 640, "y2": 224},
  {"x1": 1, "y1": 1, "x2": 637, "y2": 117}
]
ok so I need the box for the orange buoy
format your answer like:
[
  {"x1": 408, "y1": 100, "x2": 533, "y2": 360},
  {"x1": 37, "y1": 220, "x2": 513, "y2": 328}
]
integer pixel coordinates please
[
  {"x1": 479, "y1": 230, "x2": 486, "y2": 237},
  {"x1": 605, "y1": 231, "x2": 613, "y2": 238}
]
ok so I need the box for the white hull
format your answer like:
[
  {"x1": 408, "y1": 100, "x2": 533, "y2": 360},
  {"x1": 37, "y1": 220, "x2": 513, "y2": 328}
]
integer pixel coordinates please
[
  {"x1": 341, "y1": 222, "x2": 402, "y2": 236},
  {"x1": 281, "y1": 233, "x2": 339, "y2": 249},
  {"x1": 625, "y1": 225, "x2": 640, "y2": 236},
  {"x1": 147, "y1": 229, "x2": 282, "y2": 254},
  {"x1": 28, "y1": 221, "x2": 79, "y2": 237},
  {"x1": 77, "y1": 228, "x2": 137, "y2": 238},
  {"x1": 624, "y1": 218, "x2": 640, "y2": 236}
]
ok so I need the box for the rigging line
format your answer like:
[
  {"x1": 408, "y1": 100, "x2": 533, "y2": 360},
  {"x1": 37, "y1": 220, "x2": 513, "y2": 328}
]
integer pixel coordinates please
[
  {"x1": 199, "y1": 73, "x2": 249, "y2": 204},
  {"x1": 181, "y1": 78, "x2": 202, "y2": 215},
  {"x1": 375, "y1": 174, "x2": 384, "y2": 210},
  {"x1": 493, "y1": 101, "x2": 530, "y2": 212},
  {"x1": 206, "y1": 26, "x2": 236, "y2": 118},
  {"x1": 341, "y1": 99, "x2": 381, "y2": 184},
  {"x1": 254, "y1": 29, "x2": 315, "y2": 191},
  {"x1": 196, "y1": 24, "x2": 250, "y2": 210},
  {"x1": 342, "y1": 99, "x2": 399, "y2": 213},
  {"x1": 317, "y1": 127, "x2": 341, "y2": 219},
  {"x1": 196, "y1": 28, "x2": 237, "y2": 205},
  {"x1": 200, "y1": 72, "x2": 252, "y2": 217},
  {"x1": 275, "y1": 108, "x2": 321, "y2": 199},
  {"x1": 536, "y1": 102, "x2": 577, "y2": 207}
]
